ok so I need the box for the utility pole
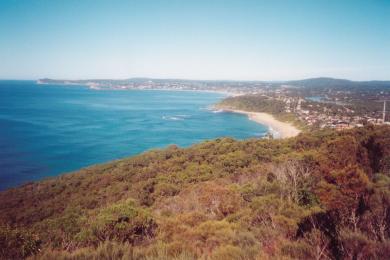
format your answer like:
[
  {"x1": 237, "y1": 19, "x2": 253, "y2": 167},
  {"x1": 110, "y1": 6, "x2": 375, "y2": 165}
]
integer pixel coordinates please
[{"x1": 383, "y1": 100, "x2": 387, "y2": 123}]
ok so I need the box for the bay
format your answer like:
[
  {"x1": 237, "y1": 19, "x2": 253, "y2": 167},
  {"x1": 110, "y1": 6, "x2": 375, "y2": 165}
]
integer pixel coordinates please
[{"x1": 0, "y1": 80, "x2": 267, "y2": 190}]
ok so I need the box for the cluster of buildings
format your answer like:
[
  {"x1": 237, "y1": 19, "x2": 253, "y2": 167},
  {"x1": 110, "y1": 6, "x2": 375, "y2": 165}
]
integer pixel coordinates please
[
  {"x1": 275, "y1": 94, "x2": 389, "y2": 130},
  {"x1": 82, "y1": 80, "x2": 267, "y2": 95}
]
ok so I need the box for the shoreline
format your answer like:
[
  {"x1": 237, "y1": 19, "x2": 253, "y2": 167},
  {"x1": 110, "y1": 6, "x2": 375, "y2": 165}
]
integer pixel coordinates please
[
  {"x1": 220, "y1": 108, "x2": 301, "y2": 139},
  {"x1": 36, "y1": 80, "x2": 243, "y2": 97}
]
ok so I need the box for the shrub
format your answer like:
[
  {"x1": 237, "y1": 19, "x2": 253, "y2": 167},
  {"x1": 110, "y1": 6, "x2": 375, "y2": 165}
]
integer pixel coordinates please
[
  {"x1": 210, "y1": 245, "x2": 247, "y2": 260},
  {"x1": 30, "y1": 241, "x2": 133, "y2": 260},
  {"x1": 0, "y1": 225, "x2": 41, "y2": 259},
  {"x1": 87, "y1": 199, "x2": 157, "y2": 245}
]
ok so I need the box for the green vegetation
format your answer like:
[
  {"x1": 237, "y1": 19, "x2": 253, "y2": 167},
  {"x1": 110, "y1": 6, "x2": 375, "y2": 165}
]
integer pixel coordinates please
[
  {"x1": 1, "y1": 126, "x2": 390, "y2": 259},
  {"x1": 216, "y1": 95, "x2": 306, "y2": 129},
  {"x1": 217, "y1": 95, "x2": 286, "y2": 114}
]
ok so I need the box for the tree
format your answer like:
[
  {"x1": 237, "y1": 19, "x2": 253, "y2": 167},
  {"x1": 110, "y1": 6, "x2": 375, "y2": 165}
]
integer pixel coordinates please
[{"x1": 272, "y1": 159, "x2": 313, "y2": 205}]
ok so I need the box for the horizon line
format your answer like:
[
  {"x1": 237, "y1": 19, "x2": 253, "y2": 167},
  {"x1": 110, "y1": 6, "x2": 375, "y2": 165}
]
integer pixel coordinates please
[{"x1": 2, "y1": 76, "x2": 390, "y2": 83}]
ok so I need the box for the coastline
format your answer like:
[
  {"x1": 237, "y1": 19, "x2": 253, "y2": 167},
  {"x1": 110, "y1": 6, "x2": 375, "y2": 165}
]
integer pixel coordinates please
[
  {"x1": 36, "y1": 79, "x2": 297, "y2": 138},
  {"x1": 221, "y1": 108, "x2": 301, "y2": 139},
  {"x1": 36, "y1": 80, "x2": 243, "y2": 97}
]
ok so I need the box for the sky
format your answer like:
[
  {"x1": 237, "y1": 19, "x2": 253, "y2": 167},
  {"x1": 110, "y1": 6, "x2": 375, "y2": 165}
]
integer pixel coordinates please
[{"x1": 0, "y1": 0, "x2": 389, "y2": 81}]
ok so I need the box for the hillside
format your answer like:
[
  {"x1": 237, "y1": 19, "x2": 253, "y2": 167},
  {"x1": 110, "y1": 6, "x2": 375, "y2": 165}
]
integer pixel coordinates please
[
  {"x1": 217, "y1": 95, "x2": 286, "y2": 115},
  {"x1": 1, "y1": 126, "x2": 390, "y2": 259}
]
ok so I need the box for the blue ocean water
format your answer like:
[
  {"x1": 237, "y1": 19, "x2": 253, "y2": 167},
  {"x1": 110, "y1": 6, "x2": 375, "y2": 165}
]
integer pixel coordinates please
[{"x1": 0, "y1": 81, "x2": 267, "y2": 190}]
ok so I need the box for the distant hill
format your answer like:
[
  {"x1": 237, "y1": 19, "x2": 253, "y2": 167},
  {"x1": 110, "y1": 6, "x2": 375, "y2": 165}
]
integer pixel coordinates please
[
  {"x1": 38, "y1": 77, "x2": 390, "y2": 90},
  {"x1": 285, "y1": 77, "x2": 390, "y2": 89}
]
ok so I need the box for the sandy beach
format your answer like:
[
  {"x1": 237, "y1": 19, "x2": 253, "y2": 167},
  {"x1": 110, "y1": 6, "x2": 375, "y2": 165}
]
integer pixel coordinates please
[{"x1": 222, "y1": 109, "x2": 301, "y2": 139}]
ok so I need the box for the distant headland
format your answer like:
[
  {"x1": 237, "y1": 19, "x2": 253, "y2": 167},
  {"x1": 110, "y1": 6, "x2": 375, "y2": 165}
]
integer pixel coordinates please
[{"x1": 37, "y1": 77, "x2": 390, "y2": 94}]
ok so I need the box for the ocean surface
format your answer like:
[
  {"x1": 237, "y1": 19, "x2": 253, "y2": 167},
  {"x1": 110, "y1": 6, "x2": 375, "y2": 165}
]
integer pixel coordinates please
[{"x1": 0, "y1": 80, "x2": 267, "y2": 190}]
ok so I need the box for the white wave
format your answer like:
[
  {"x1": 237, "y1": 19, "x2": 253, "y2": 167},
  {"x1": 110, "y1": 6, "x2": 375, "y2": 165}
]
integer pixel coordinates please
[
  {"x1": 162, "y1": 115, "x2": 186, "y2": 121},
  {"x1": 175, "y1": 114, "x2": 191, "y2": 118},
  {"x1": 202, "y1": 105, "x2": 225, "y2": 113},
  {"x1": 170, "y1": 116, "x2": 184, "y2": 121},
  {"x1": 211, "y1": 109, "x2": 224, "y2": 113},
  {"x1": 268, "y1": 127, "x2": 281, "y2": 139},
  {"x1": 202, "y1": 105, "x2": 218, "y2": 111},
  {"x1": 199, "y1": 106, "x2": 211, "y2": 111}
]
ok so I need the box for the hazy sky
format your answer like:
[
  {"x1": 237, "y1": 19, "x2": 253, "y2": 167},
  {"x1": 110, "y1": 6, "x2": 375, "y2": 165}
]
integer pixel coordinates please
[{"x1": 1, "y1": 0, "x2": 389, "y2": 80}]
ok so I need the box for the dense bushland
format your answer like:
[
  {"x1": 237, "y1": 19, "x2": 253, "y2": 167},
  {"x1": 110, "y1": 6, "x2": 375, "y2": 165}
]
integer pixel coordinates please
[
  {"x1": 1, "y1": 126, "x2": 390, "y2": 259},
  {"x1": 217, "y1": 95, "x2": 285, "y2": 113}
]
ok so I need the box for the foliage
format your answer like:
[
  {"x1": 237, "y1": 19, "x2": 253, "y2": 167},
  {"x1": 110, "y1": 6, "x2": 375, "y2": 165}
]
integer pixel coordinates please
[
  {"x1": 1, "y1": 125, "x2": 390, "y2": 259},
  {"x1": 217, "y1": 95, "x2": 286, "y2": 114},
  {"x1": 0, "y1": 225, "x2": 41, "y2": 259}
]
